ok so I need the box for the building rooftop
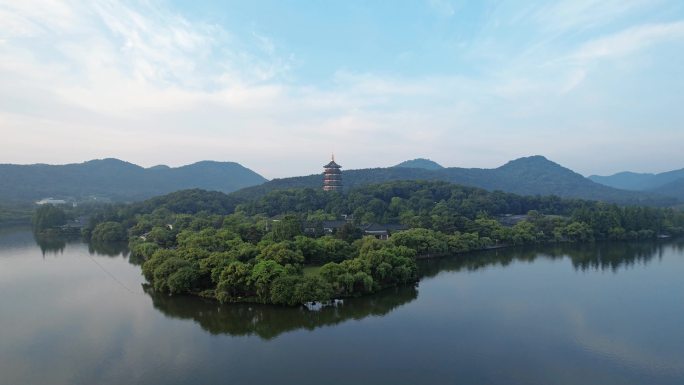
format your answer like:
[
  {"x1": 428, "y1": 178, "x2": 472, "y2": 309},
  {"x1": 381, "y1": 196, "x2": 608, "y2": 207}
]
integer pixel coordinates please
[{"x1": 324, "y1": 160, "x2": 341, "y2": 169}]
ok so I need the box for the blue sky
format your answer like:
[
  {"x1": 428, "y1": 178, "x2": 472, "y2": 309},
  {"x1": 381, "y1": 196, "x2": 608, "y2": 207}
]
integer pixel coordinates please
[{"x1": 1, "y1": 0, "x2": 683, "y2": 178}]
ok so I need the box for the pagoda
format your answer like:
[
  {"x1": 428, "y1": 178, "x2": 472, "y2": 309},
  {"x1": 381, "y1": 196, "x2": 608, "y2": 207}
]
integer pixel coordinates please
[{"x1": 323, "y1": 154, "x2": 343, "y2": 191}]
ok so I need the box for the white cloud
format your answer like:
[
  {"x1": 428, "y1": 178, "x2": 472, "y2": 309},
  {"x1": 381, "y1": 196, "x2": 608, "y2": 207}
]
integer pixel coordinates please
[
  {"x1": 532, "y1": 0, "x2": 658, "y2": 32},
  {"x1": 559, "y1": 69, "x2": 587, "y2": 94},
  {"x1": 0, "y1": 1, "x2": 682, "y2": 177},
  {"x1": 571, "y1": 21, "x2": 684, "y2": 62}
]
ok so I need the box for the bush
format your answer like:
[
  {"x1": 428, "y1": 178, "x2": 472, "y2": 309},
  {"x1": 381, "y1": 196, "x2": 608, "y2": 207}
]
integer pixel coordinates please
[{"x1": 91, "y1": 221, "x2": 127, "y2": 243}]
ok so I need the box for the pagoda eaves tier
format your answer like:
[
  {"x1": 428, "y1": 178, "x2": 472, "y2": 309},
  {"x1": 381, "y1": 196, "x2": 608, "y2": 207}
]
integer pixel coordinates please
[{"x1": 323, "y1": 159, "x2": 342, "y2": 191}]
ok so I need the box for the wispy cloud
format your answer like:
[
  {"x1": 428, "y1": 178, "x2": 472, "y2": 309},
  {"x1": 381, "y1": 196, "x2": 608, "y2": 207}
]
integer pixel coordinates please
[
  {"x1": 0, "y1": 1, "x2": 683, "y2": 177},
  {"x1": 532, "y1": 0, "x2": 659, "y2": 32},
  {"x1": 571, "y1": 21, "x2": 684, "y2": 62}
]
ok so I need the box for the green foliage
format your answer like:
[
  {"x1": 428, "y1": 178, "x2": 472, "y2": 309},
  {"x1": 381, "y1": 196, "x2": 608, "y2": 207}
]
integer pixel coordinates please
[
  {"x1": 390, "y1": 228, "x2": 449, "y2": 256},
  {"x1": 130, "y1": 241, "x2": 160, "y2": 260},
  {"x1": 268, "y1": 275, "x2": 334, "y2": 306},
  {"x1": 361, "y1": 245, "x2": 417, "y2": 287},
  {"x1": 269, "y1": 275, "x2": 300, "y2": 305},
  {"x1": 216, "y1": 261, "x2": 252, "y2": 302},
  {"x1": 152, "y1": 257, "x2": 192, "y2": 293},
  {"x1": 294, "y1": 275, "x2": 334, "y2": 303},
  {"x1": 335, "y1": 222, "x2": 363, "y2": 242},
  {"x1": 270, "y1": 215, "x2": 302, "y2": 241},
  {"x1": 257, "y1": 242, "x2": 305, "y2": 265},
  {"x1": 231, "y1": 157, "x2": 677, "y2": 206},
  {"x1": 89, "y1": 180, "x2": 684, "y2": 307},
  {"x1": 317, "y1": 236, "x2": 354, "y2": 263},
  {"x1": 177, "y1": 228, "x2": 239, "y2": 251},
  {"x1": 0, "y1": 204, "x2": 33, "y2": 226},
  {"x1": 250, "y1": 260, "x2": 286, "y2": 302},
  {"x1": 32, "y1": 204, "x2": 67, "y2": 231},
  {"x1": 166, "y1": 265, "x2": 201, "y2": 294},
  {"x1": 142, "y1": 249, "x2": 178, "y2": 281},
  {"x1": 0, "y1": 160, "x2": 266, "y2": 203},
  {"x1": 91, "y1": 221, "x2": 127, "y2": 242}
]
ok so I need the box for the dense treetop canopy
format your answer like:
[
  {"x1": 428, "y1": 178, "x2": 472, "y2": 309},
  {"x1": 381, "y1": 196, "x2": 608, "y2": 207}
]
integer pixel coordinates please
[{"x1": 67, "y1": 180, "x2": 684, "y2": 306}]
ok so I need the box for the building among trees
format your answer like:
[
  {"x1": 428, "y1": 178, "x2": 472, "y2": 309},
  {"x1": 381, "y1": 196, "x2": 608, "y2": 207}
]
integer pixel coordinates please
[{"x1": 323, "y1": 155, "x2": 343, "y2": 191}]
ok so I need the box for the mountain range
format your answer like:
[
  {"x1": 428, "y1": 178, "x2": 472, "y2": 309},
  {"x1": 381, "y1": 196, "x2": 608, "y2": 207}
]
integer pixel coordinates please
[
  {"x1": 0, "y1": 156, "x2": 680, "y2": 206},
  {"x1": 589, "y1": 169, "x2": 684, "y2": 201},
  {"x1": 232, "y1": 156, "x2": 675, "y2": 206},
  {"x1": 0, "y1": 159, "x2": 267, "y2": 203}
]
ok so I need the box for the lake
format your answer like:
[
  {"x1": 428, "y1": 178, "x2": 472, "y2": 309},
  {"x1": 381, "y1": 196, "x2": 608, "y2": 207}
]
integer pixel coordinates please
[{"x1": 1, "y1": 227, "x2": 683, "y2": 385}]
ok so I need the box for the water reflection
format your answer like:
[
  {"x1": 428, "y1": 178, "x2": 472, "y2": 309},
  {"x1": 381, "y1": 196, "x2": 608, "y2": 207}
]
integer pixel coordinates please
[
  {"x1": 31, "y1": 231, "x2": 130, "y2": 258},
  {"x1": 3, "y1": 229, "x2": 684, "y2": 384},
  {"x1": 418, "y1": 240, "x2": 684, "y2": 278},
  {"x1": 143, "y1": 240, "x2": 682, "y2": 339},
  {"x1": 33, "y1": 232, "x2": 79, "y2": 256},
  {"x1": 146, "y1": 285, "x2": 418, "y2": 340},
  {"x1": 24, "y1": 229, "x2": 684, "y2": 343},
  {"x1": 87, "y1": 241, "x2": 130, "y2": 258}
]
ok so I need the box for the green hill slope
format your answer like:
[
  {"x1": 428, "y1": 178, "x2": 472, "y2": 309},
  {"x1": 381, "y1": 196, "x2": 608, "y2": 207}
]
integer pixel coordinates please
[
  {"x1": 393, "y1": 158, "x2": 444, "y2": 170},
  {"x1": 0, "y1": 159, "x2": 267, "y2": 203},
  {"x1": 232, "y1": 156, "x2": 674, "y2": 205}
]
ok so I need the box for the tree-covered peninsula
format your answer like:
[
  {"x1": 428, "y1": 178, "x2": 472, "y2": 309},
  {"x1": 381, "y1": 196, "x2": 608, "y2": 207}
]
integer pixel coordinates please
[{"x1": 79, "y1": 181, "x2": 684, "y2": 306}]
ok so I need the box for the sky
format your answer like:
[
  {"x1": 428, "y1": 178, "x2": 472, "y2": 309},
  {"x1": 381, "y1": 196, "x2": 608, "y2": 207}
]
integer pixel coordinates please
[{"x1": 1, "y1": 0, "x2": 683, "y2": 179}]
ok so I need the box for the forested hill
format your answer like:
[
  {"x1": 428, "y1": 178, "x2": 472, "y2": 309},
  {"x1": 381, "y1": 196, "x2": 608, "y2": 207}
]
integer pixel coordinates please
[
  {"x1": 80, "y1": 180, "x2": 684, "y2": 306},
  {"x1": 0, "y1": 159, "x2": 267, "y2": 203},
  {"x1": 393, "y1": 158, "x2": 444, "y2": 170},
  {"x1": 590, "y1": 168, "x2": 684, "y2": 201},
  {"x1": 232, "y1": 156, "x2": 674, "y2": 205},
  {"x1": 652, "y1": 178, "x2": 684, "y2": 202}
]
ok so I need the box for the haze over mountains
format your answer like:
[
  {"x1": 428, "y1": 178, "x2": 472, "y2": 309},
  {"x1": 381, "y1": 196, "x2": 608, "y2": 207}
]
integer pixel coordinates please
[
  {"x1": 393, "y1": 158, "x2": 444, "y2": 170},
  {"x1": 0, "y1": 159, "x2": 266, "y2": 203},
  {"x1": 589, "y1": 169, "x2": 684, "y2": 201},
  {"x1": 1, "y1": 156, "x2": 681, "y2": 206},
  {"x1": 232, "y1": 156, "x2": 676, "y2": 206}
]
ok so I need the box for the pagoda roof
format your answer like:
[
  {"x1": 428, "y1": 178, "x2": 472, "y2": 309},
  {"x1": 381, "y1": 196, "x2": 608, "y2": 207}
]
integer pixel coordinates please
[{"x1": 324, "y1": 160, "x2": 341, "y2": 168}]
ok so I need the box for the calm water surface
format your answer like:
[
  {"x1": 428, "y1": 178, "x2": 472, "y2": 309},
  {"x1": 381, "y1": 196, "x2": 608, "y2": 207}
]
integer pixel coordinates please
[{"x1": 1, "y1": 227, "x2": 683, "y2": 385}]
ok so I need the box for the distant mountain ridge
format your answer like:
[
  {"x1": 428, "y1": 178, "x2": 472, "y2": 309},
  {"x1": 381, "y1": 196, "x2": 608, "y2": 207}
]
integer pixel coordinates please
[
  {"x1": 590, "y1": 167, "x2": 684, "y2": 201},
  {"x1": 589, "y1": 169, "x2": 684, "y2": 190},
  {"x1": 2, "y1": 156, "x2": 679, "y2": 206},
  {"x1": 393, "y1": 158, "x2": 444, "y2": 170},
  {"x1": 232, "y1": 155, "x2": 675, "y2": 206},
  {"x1": 0, "y1": 159, "x2": 267, "y2": 203}
]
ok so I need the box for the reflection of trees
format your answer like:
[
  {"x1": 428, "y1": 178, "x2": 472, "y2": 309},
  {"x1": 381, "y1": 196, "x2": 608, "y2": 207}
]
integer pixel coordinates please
[
  {"x1": 147, "y1": 238, "x2": 682, "y2": 339},
  {"x1": 127, "y1": 252, "x2": 145, "y2": 266},
  {"x1": 146, "y1": 284, "x2": 418, "y2": 340},
  {"x1": 88, "y1": 241, "x2": 129, "y2": 258},
  {"x1": 418, "y1": 240, "x2": 684, "y2": 278},
  {"x1": 565, "y1": 241, "x2": 665, "y2": 272},
  {"x1": 33, "y1": 231, "x2": 77, "y2": 256},
  {"x1": 32, "y1": 231, "x2": 131, "y2": 258}
]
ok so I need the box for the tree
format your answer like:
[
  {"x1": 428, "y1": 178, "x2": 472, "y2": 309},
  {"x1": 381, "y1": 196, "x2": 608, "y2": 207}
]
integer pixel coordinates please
[
  {"x1": 390, "y1": 228, "x2": 448, "y2": 256},
  {"x1": 257, "y1": 241, "x2": 305, "y2": 265},
  {"x1": 269, "y1": 275, "x2": 301, "y2": 305},
  {"x1": 130, "y1": 241, "x2": 160, "y2": 260},
  {"x1": 271, "y1": 215, "x2": 302, "y2": 241},
  {"x1": 250, "y1": 260, "x2": 286, "y2": 302},
  {"x1": 217, "y1": 261, "x2": 252, "y2": 302},
  {"x1": 294, "y1": 275, "x2": 333, "y2": 303},
  {"x1": 32, "y1": 204, "x2": 67, "y2": 231},
  {"x1": 152, "y1": 257, "x2": 194, "y2": 293},
  {"x1": 335, "y1": 222, "x2": 363, "y2": 242},
  {"x1": 91, "y1": 222, "x2": 127, "y2": 242}
]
